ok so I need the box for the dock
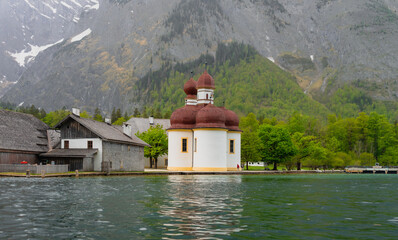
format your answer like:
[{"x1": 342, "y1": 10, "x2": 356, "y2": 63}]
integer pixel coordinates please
[{"x1": 345, "y1": 166, "x2": 398, "y2": 174}]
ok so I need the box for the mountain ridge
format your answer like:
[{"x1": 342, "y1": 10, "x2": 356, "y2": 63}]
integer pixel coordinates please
[{"x1": 1, "y1": 0, "x2": 398, "y2": 118}]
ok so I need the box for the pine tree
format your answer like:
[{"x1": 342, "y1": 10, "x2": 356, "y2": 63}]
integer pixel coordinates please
[{"x1": 133, "y1": 108, "x2": 140, "y2": 117}]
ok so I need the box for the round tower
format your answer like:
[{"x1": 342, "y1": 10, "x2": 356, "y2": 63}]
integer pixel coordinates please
[
  {"x1": 196, "y1": 70, "x2": 215, "y2": 105},
  {"x1": 193, "y1": 104, "x2": 228, "y2": 171}
]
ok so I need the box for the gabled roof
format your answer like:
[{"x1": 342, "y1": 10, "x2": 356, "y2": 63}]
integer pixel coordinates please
[
  {"x1": 0, "y1": 109, "x2": 49, "y2": 153},
  {"x1": 55, "y1": 114, "x2": 149, "y2": 147},
  {"x1": 125, "y1": 117, "x2": 171, "y2": 134}
]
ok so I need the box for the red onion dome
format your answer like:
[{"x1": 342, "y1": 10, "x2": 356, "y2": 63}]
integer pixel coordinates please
[
  {"x1": 222, "y1": 108, "x2": 241, "y2": 131},
  {"x1": 170, "y1": 105, "x2": 201, "y2": 129},
  {"x1": 197, "y1": 70, "x2": 215, "y2": 89},
  {"x1": 184, "y1": 78, "x2": 197, "y2": 99},
  {"x1": 195, "y1": 104, "x2": 226, "y2": 128}
]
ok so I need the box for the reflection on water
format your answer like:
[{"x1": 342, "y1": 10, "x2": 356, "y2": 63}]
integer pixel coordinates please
[
  {"x1": 1, "y1": 174, "x2": 398, "y2": 239},
  {"x1": 160, "y1": 176, "x2": 244, "y2": 239}
]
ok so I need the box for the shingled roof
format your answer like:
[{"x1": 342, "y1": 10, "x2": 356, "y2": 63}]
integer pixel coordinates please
[
  {"x1": 54, "y1": 114, "x2": 149, "y2": 147},
  {"x1": 126, "y1": 117, "x2": 170, "y2": 134},
  {"x1": 0, "y1": 109, "x2": 49, "y2": 153}
]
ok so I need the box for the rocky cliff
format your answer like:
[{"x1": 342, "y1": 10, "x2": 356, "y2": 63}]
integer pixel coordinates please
[{"x1": 1, "y1": 0, "x2": 398, "y2": 114}]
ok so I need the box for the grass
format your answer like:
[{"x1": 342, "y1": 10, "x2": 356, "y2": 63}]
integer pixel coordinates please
[{"x1": 244, "y1": 165, "x2": 313, "y2": 171}]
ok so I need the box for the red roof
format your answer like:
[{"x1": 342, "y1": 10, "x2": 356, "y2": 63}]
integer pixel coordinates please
[
  {"x1": 196, "y1": 104, "x2": 226, "y2": 128},
  {"x1": 184, "y1": 78, "x2": 197, "y2": 99},
  {"x1": 169, "y1": 104, "x2": 240, "y2": 131},
  {"x1": 196, "y1": 70, "x2": 215, "y2": 89},
  {"x1": 169, "y1": 72, "x2": 240, "y2": 131},
  {"x1": 170, "y1": 105, "x2": 201, "y2": 129}
]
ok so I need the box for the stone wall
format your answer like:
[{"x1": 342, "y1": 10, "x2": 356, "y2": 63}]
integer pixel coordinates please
[{"x1": 102, "y1": 142, "x2": 144, "y2": 171}]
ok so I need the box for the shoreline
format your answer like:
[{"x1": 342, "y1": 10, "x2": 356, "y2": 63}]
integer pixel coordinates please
[{"x1": 0, "y1": 170, "x2": 345, "y2": 178}]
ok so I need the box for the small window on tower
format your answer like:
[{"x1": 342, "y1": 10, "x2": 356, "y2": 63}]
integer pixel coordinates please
[
  {"x1": 229, "y1": 139, "x2": 235, "y2": 154},
  {"x1": 182, "y1": 138, "x2": 188, "y2": 152},
  {"x1": 87, "y1": 141, "x2": 93, "y2": 149},
  {"x1": 194, "y1": 138, "x2": 197, "y2": 152},
  {"x1": 64, "y1": 140, "x2": 69, "y2": 149},
  {"x1": 206, "y1": 94, "x2": 208, "y2": 99}
]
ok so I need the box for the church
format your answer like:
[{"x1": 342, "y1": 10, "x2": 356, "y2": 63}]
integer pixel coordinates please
[{"x1": 167, "y1": 70, "x2": 241, "y2": 171}]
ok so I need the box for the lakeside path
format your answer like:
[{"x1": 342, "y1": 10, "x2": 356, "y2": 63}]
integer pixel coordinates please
[{"x1": 0, "y1": 169, "x2": 344, "y2": 178}]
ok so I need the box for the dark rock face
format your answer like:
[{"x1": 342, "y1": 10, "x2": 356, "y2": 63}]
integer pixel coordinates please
[
  {"x1": 0, "y1": 0, "x2": 100, "y2": 96},
  {"x1": 1, "y1": 0, "x2": 398, "y2": 111}
]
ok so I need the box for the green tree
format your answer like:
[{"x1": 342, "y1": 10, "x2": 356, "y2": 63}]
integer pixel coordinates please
[
  {"x1": 80, "y1": 110, "x2": 92, "y2": 119},
  {"x1": 136, "y1": 125, "x2": 168, "y2": 169},
  {"x1": 111, "y1": 107, "x2": 116, "y2": 123},
  {"x1": 39, "y1": 108, "x2": 47, "y2": 119},
  {"x1": 379, "y1": 147, "x2": 398, "y2": 166},
  {"x1": 42, "y1": 109, "x2": 70, "y2": 127},
  {"x1": 133, "y1": 108, "x2": 140, "y2": 117},
  {"x1": 113, "y1": 117, "x2": 126, "y2": 126},
  {"x1": 124, "y1": 111, "x2": 130, "y2": 121},
  {"x1": 239, "y1": 113, "x2": 261, "y2": 169},
  {"x1": 258, "y1": 124, "x2": 297, "y2": 170},
  {"x1": 93, "y1": 108, "x2": 103, "y2": 122},
  {"x1": 292, "y1": 133, "x2": 317, "y2": 170}
]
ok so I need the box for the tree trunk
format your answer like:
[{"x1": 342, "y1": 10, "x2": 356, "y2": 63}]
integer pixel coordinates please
[
  {"x1": 155, "y1": 158, "x2": 158, "y2": 169},
  {"x1": 246, "y1": 161, "x2": 249, "y2": 170},
  {"x1": 297, "y1": 161, "x2": 301, "y2": 170},
  {"x1": 149, "y1": 157, "x2": 153, "y2": 168},
  {"x1": 273, "y1": 162, "x2": 278, "y2": 170}
]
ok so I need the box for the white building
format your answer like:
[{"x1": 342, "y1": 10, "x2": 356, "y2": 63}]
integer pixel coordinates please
[
  {"x1": 41, "y1": 110, "x2": 149, "y2": 172},
  {"x1": 126, "y1": 117, "x2": 170, "y2": 169},
  {"x1": 167, "y1": 70, "x2": 241, "y2": 171}
]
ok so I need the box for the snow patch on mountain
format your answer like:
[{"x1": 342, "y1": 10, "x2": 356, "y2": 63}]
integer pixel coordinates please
[
  {"x1": 71, "y1": 28, "x2": 91, "y2": 42},
  {"x1": 42, "y1": 2, "x2": 57, "y2": 14},
  {"x1": 84, "y1": 0, "x2": 99, "y2": 11},
  {"x1": 24, "y1": 0, "x2": 52, "y2": 19},
  {"x1": 7, "y1": 39, "x2": 64, "y2": 67},
  {"x1": 61, "y1": 1, "x2": 74, "y2": 10}
]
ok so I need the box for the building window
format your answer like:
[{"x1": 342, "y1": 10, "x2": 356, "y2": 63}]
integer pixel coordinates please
[
  {"x1": 182, "y1": 138, "x2": 188, "y2": 152},
  {"x1": 194, "y1": 138, "x2": 197, "y2": 152},
  {"x1": 206, "y1": 94, "x2": 208, "y2": 99},
  {"x1": 229, "y1": 139, "x2": 235, "y2": 154},
  {"x1": 87, "y1": 141, "x2": 93, "y2": 149},
  {"x1": 64, "y1": 140, "x2": 69, "y2": 149}
]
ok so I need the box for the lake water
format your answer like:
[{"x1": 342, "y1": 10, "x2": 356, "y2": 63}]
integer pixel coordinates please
[{"x1": 1, "y1": 174, "x2": 398, "y2": 239}]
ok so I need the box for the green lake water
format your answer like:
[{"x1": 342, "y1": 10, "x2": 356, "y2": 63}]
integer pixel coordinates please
[{"x1": 1, "y1": 174, "x2": 398, "y2": 239}]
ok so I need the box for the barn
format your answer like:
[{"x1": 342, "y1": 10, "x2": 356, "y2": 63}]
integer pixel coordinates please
[
  {"x1": 0, "y1": 109, "x2": 50, "y2": 164},
  {"x1": 40, "y1": 110, "x2": 149, "y2": 171}
]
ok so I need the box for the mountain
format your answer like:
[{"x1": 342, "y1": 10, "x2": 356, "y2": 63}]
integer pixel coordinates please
[
  {"x1": 1, "y1": 0, "x2": 398, "y2": 118},
  {"x1": 0, "y1": 0, "x2": 100, "y2": 96},
  {"x1": 135, "y1": 42, "x2": 332, "y2": 121}
]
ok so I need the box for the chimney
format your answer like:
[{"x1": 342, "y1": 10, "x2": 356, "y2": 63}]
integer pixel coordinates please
[
  {"x1": 105, "y1": 118, "x2": 111, "y2": 125},
  {"x1": 72, "y1": 108, "x2": 80, "y2": 117},
  {"x1": 149, "y1": 116, "x2": 154, "y2": 125},
  {"x1": 123, "y1": 123, "x2": 132, "y2": 137}
]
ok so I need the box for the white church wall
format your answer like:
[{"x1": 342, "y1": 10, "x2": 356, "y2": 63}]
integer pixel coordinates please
[
  {"x1": 226, "y1": 132, "x2": 241, "y2": 170},
  {"x1": 167, "y1": 130, "x2": 193, "y2": 171},
  {"x1": 193, "y1": 129, "x2": 227, "y2": 171}
]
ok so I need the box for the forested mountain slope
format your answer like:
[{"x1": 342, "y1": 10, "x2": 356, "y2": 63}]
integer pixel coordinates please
[{"x1": 1, "y1": 0, "x2": 398, "y2": 120}]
